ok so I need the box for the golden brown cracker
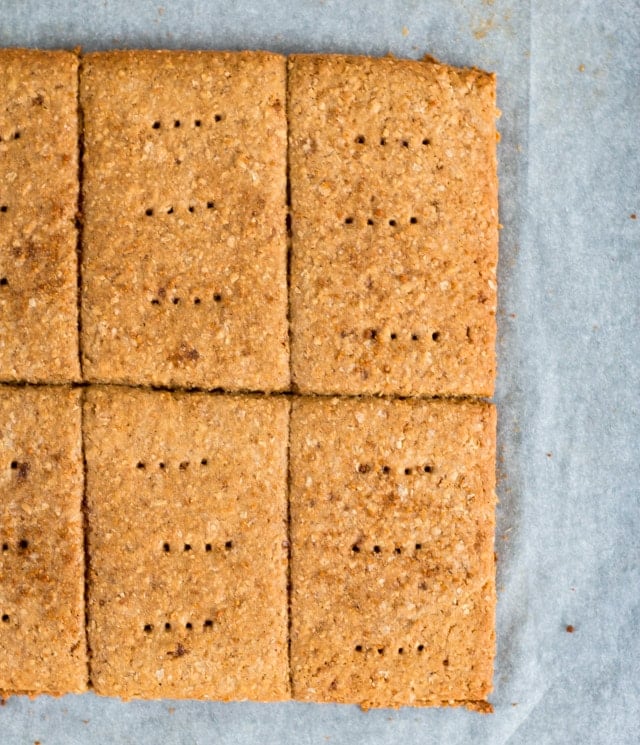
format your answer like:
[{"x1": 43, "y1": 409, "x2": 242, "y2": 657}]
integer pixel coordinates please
[
  {"x1": 84, "y1": 386, "x2": 289, "y2": 700},
  {"x1": 289, "y1": 396, "x2": 496, "y2": 709},
  {"x1": 0, "y1": 50, "x2": 80, "y2": 383},
  {"x1": 0, "y1": 385, "x2": 86, "y2": 694},
  {"x1": 288, "y1": 54, "x2": 498, "y2": 396},
  {"x1": 80, "y1": 51, "x2": 288, "y2": 391}
]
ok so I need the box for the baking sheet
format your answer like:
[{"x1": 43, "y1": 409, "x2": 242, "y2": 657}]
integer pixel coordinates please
[{"x1": 1, "y1": 1, "x2": 639, "y2": 743}]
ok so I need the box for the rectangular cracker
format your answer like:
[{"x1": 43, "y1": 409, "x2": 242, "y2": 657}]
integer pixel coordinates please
[
  {"x1": 290, "y1": 396, "x2": 496, "y2": 710},
  {"x1": 84, "y1": 387, "x2": 289, "y2": 700},
  {"x1": 80, "y1": 51, "x2": 289, "y2": 391},
  {"x1": 0, "y1": 385, "x2": 86, "y2": 694},
  {"x1": 288, "y1": 54, "x2": 498, "y2": 397},
  {"x1": 0, "y1": 50, "x2": 80, "y2": 383}
]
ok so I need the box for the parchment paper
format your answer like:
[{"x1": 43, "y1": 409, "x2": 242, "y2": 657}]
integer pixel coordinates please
[{"x1": 1, "y1": 1, "x2": 638, "y2": 743}]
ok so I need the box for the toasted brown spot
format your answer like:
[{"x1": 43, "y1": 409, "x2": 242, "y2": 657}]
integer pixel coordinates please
[
  {"x1": 166, "y1": 642, "x2": 188, "y2": 658},
  {"x1": 170, "y1": 342, "x2": 200, "y2": 364}
]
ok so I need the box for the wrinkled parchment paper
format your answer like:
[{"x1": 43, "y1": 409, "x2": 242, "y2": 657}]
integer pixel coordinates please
[{"x1": 1, "y1": 1, "x2": 638, "y2": 742}]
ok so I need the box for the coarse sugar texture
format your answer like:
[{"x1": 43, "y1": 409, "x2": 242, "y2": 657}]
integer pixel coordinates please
[
  {"x1": 0, "y1": 385, "x2": 86, "y2": 695},
  {"x1": 288, "y1": 54, "x2": 498, "y2": 397},
  {"x1": 84, "y1": 386, "x2": 289, "y2": 700},
  {"x1": 289, "y1": 396, "x2": 496, "y2": 710},
  {"x1": 0, "y1": 49, "x2": 80, "y2": 383},
  {"x1": 80, "y1": 51, "x2": 289, "y2": 391}
]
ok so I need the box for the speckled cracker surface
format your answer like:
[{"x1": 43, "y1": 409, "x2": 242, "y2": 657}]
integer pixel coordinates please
[
  {"x1": 0, "y1": 50, "x2": 80, "y2": 383},
  {"x1": 288, "y1": 54, "x2": 498, "y2": 396},
  {"x1": 84, "y1": 387, "x2": 289, "y2": 700},
  {"x1": 80, "y1": 51, "x2": 288, "y2": 391},
  {"x1": 290, "y1": 397, "x2": 496, "y2": 709},
  {"x1": 0, "y1": 386, "x2": 86, "y2": 695}
]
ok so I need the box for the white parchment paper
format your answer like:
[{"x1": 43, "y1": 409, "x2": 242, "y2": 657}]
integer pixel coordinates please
[{"x1": 1, "y1": 1, "x2": 638, "y2": 743}]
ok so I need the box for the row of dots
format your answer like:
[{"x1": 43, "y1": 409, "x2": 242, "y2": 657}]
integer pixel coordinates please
[
  {"x1": 150, "y1": 293, "x2": 223, "y2": 306},
  {"x1": 344, "y1": 216, "x2": 420, "y2": 226},
  {"x1": 136, "y1": 458, "x2": 209, "y2": 470},
  {"x1": 365, "y1": 330, "x2": 441, "y2": 342},
  {"x1": 354, "y1": 644, "x2": 441, "y2": 656},
  {"x1": 1, "y1": 540, "x2": 29, "y2": 551},
  {"x1": 151, "y1": 115, "x2": 223, "y2": 129},
  {"x1": 144, "y1": 202, "x2": 214, "y2": 216},
  {"x1": 358, "y1": 464, "x2": 434, "y2": 475},
  {"x1": 351, "y1": 542, "x2": 424, "y2": 554},
  {"x1": 143, "y1": 619, "x2": 214, "y2": 632},
  {"x1": 162, "y1": 541, "x2": 233, "y2": 553},
  {"x1": 355, "y1": 135, "x2": 430, "y2": 147}
]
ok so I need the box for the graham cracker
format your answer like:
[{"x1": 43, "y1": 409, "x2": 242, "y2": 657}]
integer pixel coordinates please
[
  {"x1": 289, "y1": 396, "x2": 496, "y2": 710},
  {"x1": 288, "y1": 54, "x2": 498, "y2": 396},
  {"x1": 0, "y1": 385, "x2": 86, "y2": 695},
  {"x1": 0, "y1": 50, "x2": 80, "y2": 383},
  {"x1": 84, "y1": 387, "x2": 289, "y2": 700},
  {"x1": 80, "y1": 51, "x2": 289, "y2": 391}
]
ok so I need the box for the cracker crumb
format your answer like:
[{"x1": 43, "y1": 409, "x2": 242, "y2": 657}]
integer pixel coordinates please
[{"x1": 473, "y1": 18, "x2": 496, "y2": 39}]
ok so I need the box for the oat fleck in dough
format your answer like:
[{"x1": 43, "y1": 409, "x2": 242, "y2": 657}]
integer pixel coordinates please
[
  {"x1": 0, "y1": 50, "x2": 80, "y2": 383},
  {"x1": 84, "y1": 387, "x2": 289, "y2": 700},
  {"x1": 80, "y1": 51, "x2": 289, "y2": 391},
  {"x1": 290, "y1": 397, "x2": 496, "y2": 710},
  {"x1": 0, "y1": 386, "x2": 86, "y2": 695},
  {"x1": 288, "y1": 54, "x2": 499, "y2": 396}
]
